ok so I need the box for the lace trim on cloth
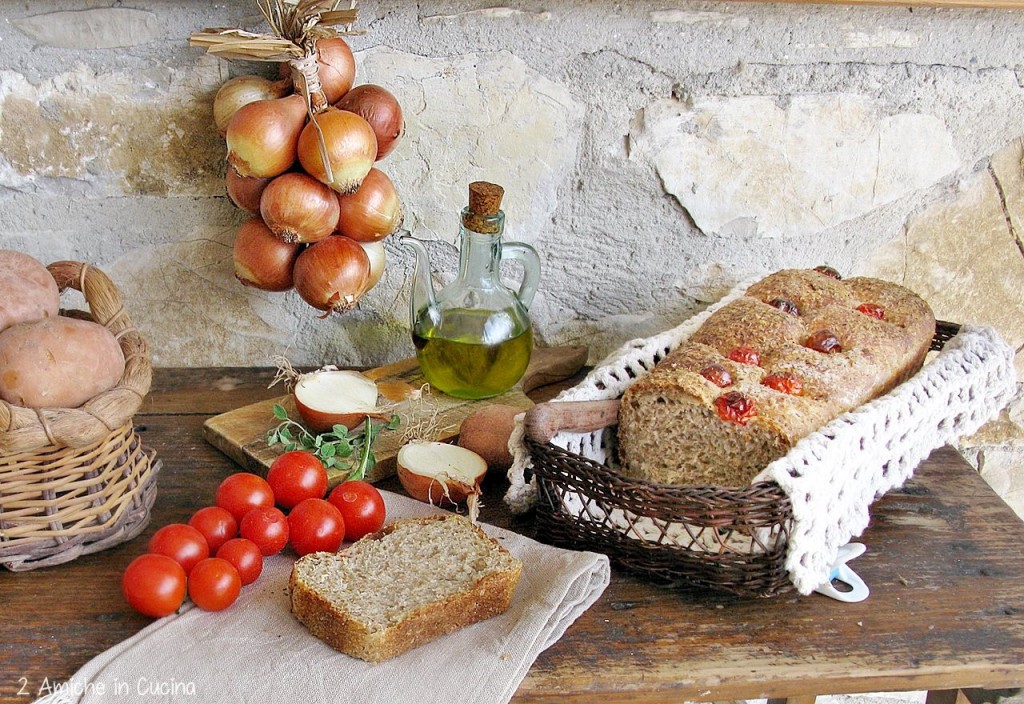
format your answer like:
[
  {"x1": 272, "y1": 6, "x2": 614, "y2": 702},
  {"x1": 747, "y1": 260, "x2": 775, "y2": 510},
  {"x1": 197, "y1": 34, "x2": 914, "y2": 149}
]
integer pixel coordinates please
[{"x1": 505, "y1": 279, "x2": 1017, "y2": 594}]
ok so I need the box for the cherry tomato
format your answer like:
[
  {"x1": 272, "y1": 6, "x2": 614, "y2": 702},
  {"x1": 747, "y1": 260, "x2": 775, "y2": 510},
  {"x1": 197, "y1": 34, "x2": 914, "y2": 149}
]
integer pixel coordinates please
[
  {"x1": 728, "y1": 345, "x2": 761, "y2": 367},
  {"x1": 239, "y1": 506, "x2": 289, "y2": 556},
  {"x1": 714, "y1": 391, "x2": 758, "y2": 426},
  {"x1": 328, "y1": 481, "x2": 385, "y2": 541},
  {"x1": 288, "y1": 498, "x2": 345, "y2": 556},
  {"x1": 188, "y1": 506, "x2": 238, "y2": 553},
  {"x1": 122, "y1": 554, "x2": 186, "y2": 618},
  {"x1": 215, "y1": 473, "x2": 275, "y2": 523},
  {"x1": 216, "y1": 538, "x2": 264, "y2": 585},
  {"x1": 148, "y1": 523, "x2": 209, "y2": 575},
  {"x1": 699, "y1": 364, "x2": 733, "y2": 389},
  {"x1": 266, "y1": 451, "x2": 328, "y2": 509},
  {"x1": 188, "y1": 557, "x2": 241, "y2": 612}
]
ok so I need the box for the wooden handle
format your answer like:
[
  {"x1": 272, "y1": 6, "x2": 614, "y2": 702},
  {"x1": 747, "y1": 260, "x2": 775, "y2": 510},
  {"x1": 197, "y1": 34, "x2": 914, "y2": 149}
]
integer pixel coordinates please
[{"x1": 524, "y1": 399, "x2": 621, "y2": 444}]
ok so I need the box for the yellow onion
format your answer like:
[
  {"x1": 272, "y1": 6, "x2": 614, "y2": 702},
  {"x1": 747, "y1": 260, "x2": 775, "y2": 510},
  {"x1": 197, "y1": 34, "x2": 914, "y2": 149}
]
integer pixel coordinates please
[
  {"x1": 226, "y1": 170, "x2": 271, "y2": 214},
  {"x1": 336, "y1": 167, "x2": 403, "y2": 242},
  {"x1": 233, "y1": 218, "x2": 300, "y2": 292},
  {"x1": 260, "y1": 172, "x2": 340, "y2": 244},
  {"x1": 292, "y1": 235, "x2": 370, "y2": 315},
  {"x1": 312, "y1": 38, "x2": 356, "y2": 104},
  {"x1": 358, "y1": 240, "x2": 386, "y2": 293},
  {"x1": 297, "y1": 108, "x2": 377, "y2": 194},
  {"x1": 226, "y1": 94, "x2": 307, "y2": 179},
  {"x1": 335, "y1": 84, "x2": 405, "y2": 160},
  {"x1": 214, "y1": 75, "x2": 292, "y2": 136}
]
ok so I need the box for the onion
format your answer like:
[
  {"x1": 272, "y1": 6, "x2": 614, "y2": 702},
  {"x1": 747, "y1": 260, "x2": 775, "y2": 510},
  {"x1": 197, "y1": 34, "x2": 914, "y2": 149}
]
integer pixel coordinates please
[
  {"x1": 358, "y1": 240, "x2": 386, "y2": 293},
  {"x1": 226, "y1": 94, "x2": 307, "y2": 179},
  {"x1": 292, "y1": 235, "x2": 370, "y2": 315},
  {"x1": 260, "y1": 172, "x2": 340, "y2": 244},
  {"x1": 233, "y1": 218, "x2": 300, "y2": 292},
  {"x1": 397, "y1": 441, "x2": 487, "y2": 505},
  {"x1": 293, "y1": 368, "x2": 380, "y2": 433},
  {"x1": 297, "y1": 108, "x2": 377, "y2": 194},
  {"x1": 312, "y1": 37, "x2": 356, "y2": 104},
  {"x1": 214, "y1": 75, "x2": 292, "y2": 136},
  {"x1": 335, "y1": 84, "x2": 405, "y2": 160},
  {"x1": 226, "y1": 170, "x2": 271, "y2": 214},
  {"x1": 335, "y1": 168, "x2": 403, "y2": 242}
]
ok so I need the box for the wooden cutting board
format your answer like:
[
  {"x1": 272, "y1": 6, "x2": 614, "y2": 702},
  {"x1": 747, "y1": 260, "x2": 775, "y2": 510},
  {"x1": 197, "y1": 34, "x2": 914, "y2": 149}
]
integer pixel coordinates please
[{"x1": 202, "y1": 346, "x2": 588, "y2": 486}]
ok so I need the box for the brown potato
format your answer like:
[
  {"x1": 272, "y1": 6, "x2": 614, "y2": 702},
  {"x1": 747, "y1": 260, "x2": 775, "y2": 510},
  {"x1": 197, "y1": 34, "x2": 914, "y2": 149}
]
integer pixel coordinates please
[
  {"x1": 0, "y1": 250, "x2": 60, "y2": 333},
  {"x1": 457, "y1": 404, "x2": 522, "y2": 471},
  {"x1": 0, "y1": 317, "x2": 125, "y2": 408}
]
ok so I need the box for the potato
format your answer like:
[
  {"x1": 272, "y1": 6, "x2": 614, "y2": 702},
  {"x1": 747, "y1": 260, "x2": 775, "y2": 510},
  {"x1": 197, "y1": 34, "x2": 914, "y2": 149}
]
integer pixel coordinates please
[
  {"x1": 457, "y1": 404, "x2": 521, "y2": 471},
  {"x1": 0, "y1": 317, "x2": 125, "y2": 408},
  {"x1": 0, "y1": 249, "x2": 60, "y2": 333}
]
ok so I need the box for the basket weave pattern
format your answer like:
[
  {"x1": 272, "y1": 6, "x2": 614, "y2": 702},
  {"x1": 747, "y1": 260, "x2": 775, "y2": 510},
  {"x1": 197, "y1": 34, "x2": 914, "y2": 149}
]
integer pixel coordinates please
[
  {"x1": 0, "y1": 261, "x2": 159, "y2": 571},
  {"x1": 526, "y1": 322, "x2": 999, "y2": 598}
]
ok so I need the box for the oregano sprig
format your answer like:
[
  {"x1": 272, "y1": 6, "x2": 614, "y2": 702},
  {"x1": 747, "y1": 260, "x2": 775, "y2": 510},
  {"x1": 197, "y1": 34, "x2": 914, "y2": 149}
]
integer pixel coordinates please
[{"x1": 265, "y1": 404, "x2": 400, "y2": 481}]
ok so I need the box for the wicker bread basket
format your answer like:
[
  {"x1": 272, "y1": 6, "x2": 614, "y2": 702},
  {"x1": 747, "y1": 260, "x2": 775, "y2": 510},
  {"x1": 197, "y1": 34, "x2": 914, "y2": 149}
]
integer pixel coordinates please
[
  {"x1": 522, "y1": 321, "x2": 990, "y2": 598},
  {"x1": 0, "y1": 261, "x2": 159, "y2": 571}
]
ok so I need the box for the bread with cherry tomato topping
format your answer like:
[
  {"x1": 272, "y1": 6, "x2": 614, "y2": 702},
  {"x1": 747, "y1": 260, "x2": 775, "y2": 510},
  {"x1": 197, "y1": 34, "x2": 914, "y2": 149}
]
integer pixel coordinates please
[{"x1": 617, "y1": 268, "x2": 934, "y2": 487}]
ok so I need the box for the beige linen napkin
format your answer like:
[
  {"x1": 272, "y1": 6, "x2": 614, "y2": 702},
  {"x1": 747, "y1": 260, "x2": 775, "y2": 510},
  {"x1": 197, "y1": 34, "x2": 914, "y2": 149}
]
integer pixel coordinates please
[{"x1": 36, "y1": 490, "x2": 610, "y2": 704}]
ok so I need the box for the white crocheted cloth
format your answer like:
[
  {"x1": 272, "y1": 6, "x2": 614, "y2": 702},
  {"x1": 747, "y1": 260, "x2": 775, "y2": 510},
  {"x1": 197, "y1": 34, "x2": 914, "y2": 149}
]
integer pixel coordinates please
[{"x1": 506, "y1": 278, "x2": 1017, "y2": 594}]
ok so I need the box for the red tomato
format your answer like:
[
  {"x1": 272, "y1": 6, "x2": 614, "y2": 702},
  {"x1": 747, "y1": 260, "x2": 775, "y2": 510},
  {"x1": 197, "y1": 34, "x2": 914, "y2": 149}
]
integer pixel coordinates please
[
  {"x1": 122, "y1": 554, "x2": 187, "y2": 618},
  {"x1": 188, "y1": 557, "x2": 242, "y2": 612},
  {"x1": 216, "y1": 538, "x2": 264, "y2": 585},
  {"x1": 328, "y1": 481, "x2": 385, "y2": 541},
  {"x1": 215, "y1": 473, "x2": 275, "y2": 523},
  {"x1": 288, "y1": 498, "x2": 345, "y2": 556},
  {"x1": 267, "y1": 451, "x2": 328, "y2": 509},
  {"x1": 148, "y1": 523, "x2": 210, "y2": 575},
  {"x1": 188, "y1": 506, "x2": 238, "y2": 553},
  {"x1": 239, "y1": 506, "x2": 289, "y2": 556}
]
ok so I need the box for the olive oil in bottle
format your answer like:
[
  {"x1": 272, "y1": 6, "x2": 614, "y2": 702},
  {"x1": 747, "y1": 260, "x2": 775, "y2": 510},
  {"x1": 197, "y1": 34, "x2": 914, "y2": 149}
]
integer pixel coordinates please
[
  {"x1": 413, "y1": 307, "x2": 534, "y2": 400},
  {"x1": 402, "y1": 182, "x2": 542, "y2": 400}
]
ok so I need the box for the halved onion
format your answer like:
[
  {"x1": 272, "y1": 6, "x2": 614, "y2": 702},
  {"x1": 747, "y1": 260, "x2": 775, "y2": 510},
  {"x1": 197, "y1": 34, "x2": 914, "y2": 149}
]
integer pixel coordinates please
[
  {"x1": 293, "y1": 369, "x2": 379, "y2": 433},
  {"x1": 396, "y1": 441, "x2": 487, "y2": 505}
]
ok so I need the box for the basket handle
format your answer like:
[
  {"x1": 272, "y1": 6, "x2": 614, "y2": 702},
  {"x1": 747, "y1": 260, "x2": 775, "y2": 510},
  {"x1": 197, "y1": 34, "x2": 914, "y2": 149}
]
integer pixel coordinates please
[
  {"x1": 524, "y1": 400, "x2": 620, "y2": 444},
  {"x1": 0, "y1": 261, "x2": 152, "y2": 454}
]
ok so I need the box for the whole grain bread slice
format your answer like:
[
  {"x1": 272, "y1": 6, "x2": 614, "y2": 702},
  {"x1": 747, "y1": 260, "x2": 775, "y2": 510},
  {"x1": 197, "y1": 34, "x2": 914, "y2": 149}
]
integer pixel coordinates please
[{"x1": 289, "y1": 513, "x2": 522, "y2": 662}]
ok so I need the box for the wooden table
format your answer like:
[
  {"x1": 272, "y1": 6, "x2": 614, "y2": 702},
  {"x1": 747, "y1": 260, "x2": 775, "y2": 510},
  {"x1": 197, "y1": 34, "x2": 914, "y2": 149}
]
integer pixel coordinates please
[{"x1": 2, "y1": 368, "x2": 1023, "y2": 704}]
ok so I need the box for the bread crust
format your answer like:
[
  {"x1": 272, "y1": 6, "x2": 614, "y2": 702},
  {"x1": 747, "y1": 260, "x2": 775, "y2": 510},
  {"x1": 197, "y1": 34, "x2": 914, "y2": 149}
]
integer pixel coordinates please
[
  {"x1": 290, "y1": 515, "x2": 522, "y2": 662},
  {"x1": 618, "y1": 269, "x2": 935, "y2": 487}
]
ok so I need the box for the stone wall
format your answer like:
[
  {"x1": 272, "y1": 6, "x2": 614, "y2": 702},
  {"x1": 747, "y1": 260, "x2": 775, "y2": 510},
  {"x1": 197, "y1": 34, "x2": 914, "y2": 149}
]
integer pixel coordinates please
[{"x1": 0, "y1": 1, "x2": 1021, "y2": 513}]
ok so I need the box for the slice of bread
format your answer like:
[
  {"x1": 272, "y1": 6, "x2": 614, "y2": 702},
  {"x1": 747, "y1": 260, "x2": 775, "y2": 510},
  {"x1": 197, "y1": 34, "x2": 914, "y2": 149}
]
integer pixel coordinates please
[{"x1": 289, "y1": 514, "x2": 523, "y2": 662}]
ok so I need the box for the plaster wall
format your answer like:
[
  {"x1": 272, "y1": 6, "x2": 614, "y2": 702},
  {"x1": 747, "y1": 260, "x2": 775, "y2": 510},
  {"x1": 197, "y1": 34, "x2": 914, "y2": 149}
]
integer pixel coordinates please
[{"x1": 0, "y1": 0, "x2": 1022, "y2": 513}]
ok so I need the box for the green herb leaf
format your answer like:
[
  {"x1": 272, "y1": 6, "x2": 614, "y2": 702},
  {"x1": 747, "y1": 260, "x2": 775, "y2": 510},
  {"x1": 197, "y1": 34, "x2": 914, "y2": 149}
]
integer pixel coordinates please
[{"x1": 265, "y1": 404, "x2": 400, "y2": 481}]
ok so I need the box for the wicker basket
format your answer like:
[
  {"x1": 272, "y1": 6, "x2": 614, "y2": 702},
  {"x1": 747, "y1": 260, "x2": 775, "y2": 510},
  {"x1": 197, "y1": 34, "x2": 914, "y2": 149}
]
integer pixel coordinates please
[
  {"x1": 0, "y1": 261, "x2": 159, "y2": 571},
  {"x1": 524, "y1": 322, "x2": 962, "y2": 598}
]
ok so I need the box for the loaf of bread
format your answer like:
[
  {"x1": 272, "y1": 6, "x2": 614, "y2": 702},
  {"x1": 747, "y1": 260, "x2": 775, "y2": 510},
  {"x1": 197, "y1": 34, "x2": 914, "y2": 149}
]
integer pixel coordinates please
[
  {"x1": 290, "y1": 514, "x2": 522, "y2": 662},
  {"x1": 617, "y1": 268, "x2": 935, "y2": 487}
]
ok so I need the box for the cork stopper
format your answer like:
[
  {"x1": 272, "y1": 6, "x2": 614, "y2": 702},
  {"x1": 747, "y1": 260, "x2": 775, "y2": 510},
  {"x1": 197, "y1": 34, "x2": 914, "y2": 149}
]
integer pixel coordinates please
[{"x1": 462, "y1": 181, "x2": 504, "y2": 234}]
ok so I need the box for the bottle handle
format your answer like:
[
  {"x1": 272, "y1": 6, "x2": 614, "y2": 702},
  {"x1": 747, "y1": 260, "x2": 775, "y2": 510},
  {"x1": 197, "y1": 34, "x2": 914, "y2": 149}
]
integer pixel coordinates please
[{"x1": 500, "y1": 241, "x2": 541, "y2": 310}]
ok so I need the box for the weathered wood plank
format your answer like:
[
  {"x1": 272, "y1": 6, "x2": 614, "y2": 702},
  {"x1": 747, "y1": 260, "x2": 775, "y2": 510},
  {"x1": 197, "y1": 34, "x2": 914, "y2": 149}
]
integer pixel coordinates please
[{"x1": 2, "y1": 368, "x2": 1023, "y2": 704}]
